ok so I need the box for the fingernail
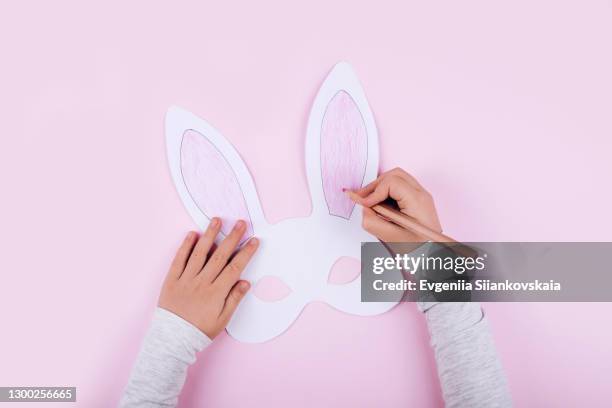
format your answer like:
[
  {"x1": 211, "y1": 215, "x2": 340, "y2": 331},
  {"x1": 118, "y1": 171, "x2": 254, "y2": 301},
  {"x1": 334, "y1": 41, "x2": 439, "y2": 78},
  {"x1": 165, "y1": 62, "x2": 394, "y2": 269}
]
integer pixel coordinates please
[
  {"x1": 235, "y1": 220, "x2": 246, "y2": 230},
  {"x1": 210, "y1": 217, "x2": 219, "y2": 227},
  {"x1": 248, "y1": 237, "x2": 259, "y2": 247},
  {"x1": 187, "y1": 231, "x2": 196, "y2": 240},
  {"x1": 239, "y1": 281, "x2": 251, "y2": 293}
]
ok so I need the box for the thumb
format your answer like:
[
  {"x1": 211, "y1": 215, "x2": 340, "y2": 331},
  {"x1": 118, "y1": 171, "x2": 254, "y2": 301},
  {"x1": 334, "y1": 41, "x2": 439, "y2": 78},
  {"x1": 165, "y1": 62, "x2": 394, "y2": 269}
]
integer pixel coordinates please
[{"x1": 219, "y1": 280, "x2": 250, "y2": 324}]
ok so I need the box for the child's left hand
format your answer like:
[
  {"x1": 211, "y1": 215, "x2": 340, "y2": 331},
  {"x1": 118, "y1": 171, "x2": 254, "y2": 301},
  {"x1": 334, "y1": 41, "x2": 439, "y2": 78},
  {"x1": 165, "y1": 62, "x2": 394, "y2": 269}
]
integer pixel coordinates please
[{"x1": 158, "y1": 219, "x2": 259, "y2": 339}]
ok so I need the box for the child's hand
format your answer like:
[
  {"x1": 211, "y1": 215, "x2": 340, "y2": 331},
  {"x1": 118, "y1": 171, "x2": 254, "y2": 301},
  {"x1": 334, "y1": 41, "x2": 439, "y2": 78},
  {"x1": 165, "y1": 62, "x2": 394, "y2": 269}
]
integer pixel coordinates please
[
  {"x1": 353, "y1": 168, "x2": 442, "y2": 242},
  {"x1": 158, "y1": 219, "x2": 259, "y2": 339}
]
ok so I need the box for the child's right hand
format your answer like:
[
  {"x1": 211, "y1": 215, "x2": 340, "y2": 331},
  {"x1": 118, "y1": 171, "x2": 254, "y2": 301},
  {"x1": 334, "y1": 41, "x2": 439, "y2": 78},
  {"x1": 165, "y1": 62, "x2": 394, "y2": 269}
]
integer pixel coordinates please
[
  {"x1": 353, "y1": 168, "x2": 442, "y2": 242},
  {"x1": 158, "y1": 219, "x2": 259, "y2": 339}
]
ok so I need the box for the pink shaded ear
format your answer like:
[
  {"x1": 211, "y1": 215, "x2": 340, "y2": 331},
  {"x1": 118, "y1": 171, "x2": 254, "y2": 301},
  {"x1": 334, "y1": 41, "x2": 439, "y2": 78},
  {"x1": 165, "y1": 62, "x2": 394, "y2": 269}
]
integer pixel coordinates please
[
  {"x1": 180, "y1": 130, "x2": 253, "y2": 240},
  {"x1": 320, "y1": 91, "x2": 368, "y2": 219}
]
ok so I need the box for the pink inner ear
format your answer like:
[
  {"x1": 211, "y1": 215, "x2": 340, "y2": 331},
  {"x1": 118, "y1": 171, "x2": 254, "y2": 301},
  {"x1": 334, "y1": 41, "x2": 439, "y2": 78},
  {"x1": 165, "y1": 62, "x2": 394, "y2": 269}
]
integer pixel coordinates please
[
  {"x1": 180, "y1": 130, "x2": 253, "y2": 240},
  {"x1": 320, "y1": 91, "x2": 367, "y2": 219}
]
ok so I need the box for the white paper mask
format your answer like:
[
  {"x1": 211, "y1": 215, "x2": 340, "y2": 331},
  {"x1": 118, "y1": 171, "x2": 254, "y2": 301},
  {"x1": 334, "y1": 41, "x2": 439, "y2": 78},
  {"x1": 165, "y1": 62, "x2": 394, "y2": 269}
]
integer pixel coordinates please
[{"x1": 166, "y1": 62, "x2": 399, "y2": 343}]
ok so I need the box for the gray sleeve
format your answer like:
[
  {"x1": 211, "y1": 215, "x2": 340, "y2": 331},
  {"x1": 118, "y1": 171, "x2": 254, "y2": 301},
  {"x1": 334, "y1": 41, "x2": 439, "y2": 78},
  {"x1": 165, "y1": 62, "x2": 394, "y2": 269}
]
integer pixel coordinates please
[
  {"x1": 119, "y1": 307, "x2": 212, "y2": 408},
  {"x1": 420, "y1": 302, "x2": 512, "y2": 408}
]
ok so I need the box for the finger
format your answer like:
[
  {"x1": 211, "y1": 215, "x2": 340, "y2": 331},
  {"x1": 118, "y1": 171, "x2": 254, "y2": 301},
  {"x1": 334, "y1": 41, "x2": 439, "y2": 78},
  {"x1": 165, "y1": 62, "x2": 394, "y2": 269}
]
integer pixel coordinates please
[
  {"x1": 362, "y1": 207, "x2": 422, "y2": 242},
  {"x1": 200, "y1": 220, "x2": 247, "y2": 282},
  {"x1": 218, "y1": 280, "x2": 251, "y2": 325},
  {"x1": 182, "y1": 218, "x2": 221, "y2": 279},
  {"x1": 214, "y1": 237, "x2": 259, "y2": 293},
  {"x1": 167, "y1": 231, "x2": 198, "y2": 281},
  {"x1": 354, "y1": 178, "x2": 379, "y2": 197}
]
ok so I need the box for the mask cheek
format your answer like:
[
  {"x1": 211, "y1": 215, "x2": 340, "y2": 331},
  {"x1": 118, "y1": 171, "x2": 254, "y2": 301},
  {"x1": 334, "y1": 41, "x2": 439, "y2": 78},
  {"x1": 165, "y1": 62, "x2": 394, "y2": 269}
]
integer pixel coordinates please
[{"x1": 226, "y1": 284, "x2": 306, "y2": 343}]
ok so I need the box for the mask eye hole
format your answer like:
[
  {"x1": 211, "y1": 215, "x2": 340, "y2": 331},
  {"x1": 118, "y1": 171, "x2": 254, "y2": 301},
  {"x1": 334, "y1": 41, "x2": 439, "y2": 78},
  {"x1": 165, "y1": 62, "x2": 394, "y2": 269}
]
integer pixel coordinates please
[
  {"x1": 253, "y1": 276, "x2": 292, "y2": 302},
  {"x1": 328, "y1": 256, "x2": 361, "y2": 284}
]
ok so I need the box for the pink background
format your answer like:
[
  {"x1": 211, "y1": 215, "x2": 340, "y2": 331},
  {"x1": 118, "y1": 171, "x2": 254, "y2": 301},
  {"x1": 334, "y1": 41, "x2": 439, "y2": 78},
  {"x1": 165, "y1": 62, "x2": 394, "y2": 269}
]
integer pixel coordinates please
[{"x1": 1, "y1": 1, "x2": 611, "y2": 407}]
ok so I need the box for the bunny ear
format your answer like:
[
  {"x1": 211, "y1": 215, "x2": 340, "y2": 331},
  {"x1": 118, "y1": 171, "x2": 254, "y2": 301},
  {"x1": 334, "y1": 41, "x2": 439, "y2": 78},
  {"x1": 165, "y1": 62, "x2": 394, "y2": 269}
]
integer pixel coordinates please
[
  {"x1": 166, "y1": 106, "x2": 266, "y2": 240},
  {"x1": 305, "y1": 62, "x2": 379, "y2": 219}
]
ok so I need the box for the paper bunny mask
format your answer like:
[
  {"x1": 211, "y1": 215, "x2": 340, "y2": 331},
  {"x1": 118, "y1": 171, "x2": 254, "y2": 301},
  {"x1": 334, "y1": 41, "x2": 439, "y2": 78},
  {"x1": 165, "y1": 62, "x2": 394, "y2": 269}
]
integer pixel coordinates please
[{"x1": 166, "y1": 62, "x2": 398, "y2": 343}]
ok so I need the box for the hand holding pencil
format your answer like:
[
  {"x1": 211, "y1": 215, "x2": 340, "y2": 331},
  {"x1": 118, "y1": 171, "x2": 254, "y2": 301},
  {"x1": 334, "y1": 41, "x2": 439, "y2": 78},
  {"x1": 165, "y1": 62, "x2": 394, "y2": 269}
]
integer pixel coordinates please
[{"x1": 345, "y1": 168, "x2": 453, "y2": 243}]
